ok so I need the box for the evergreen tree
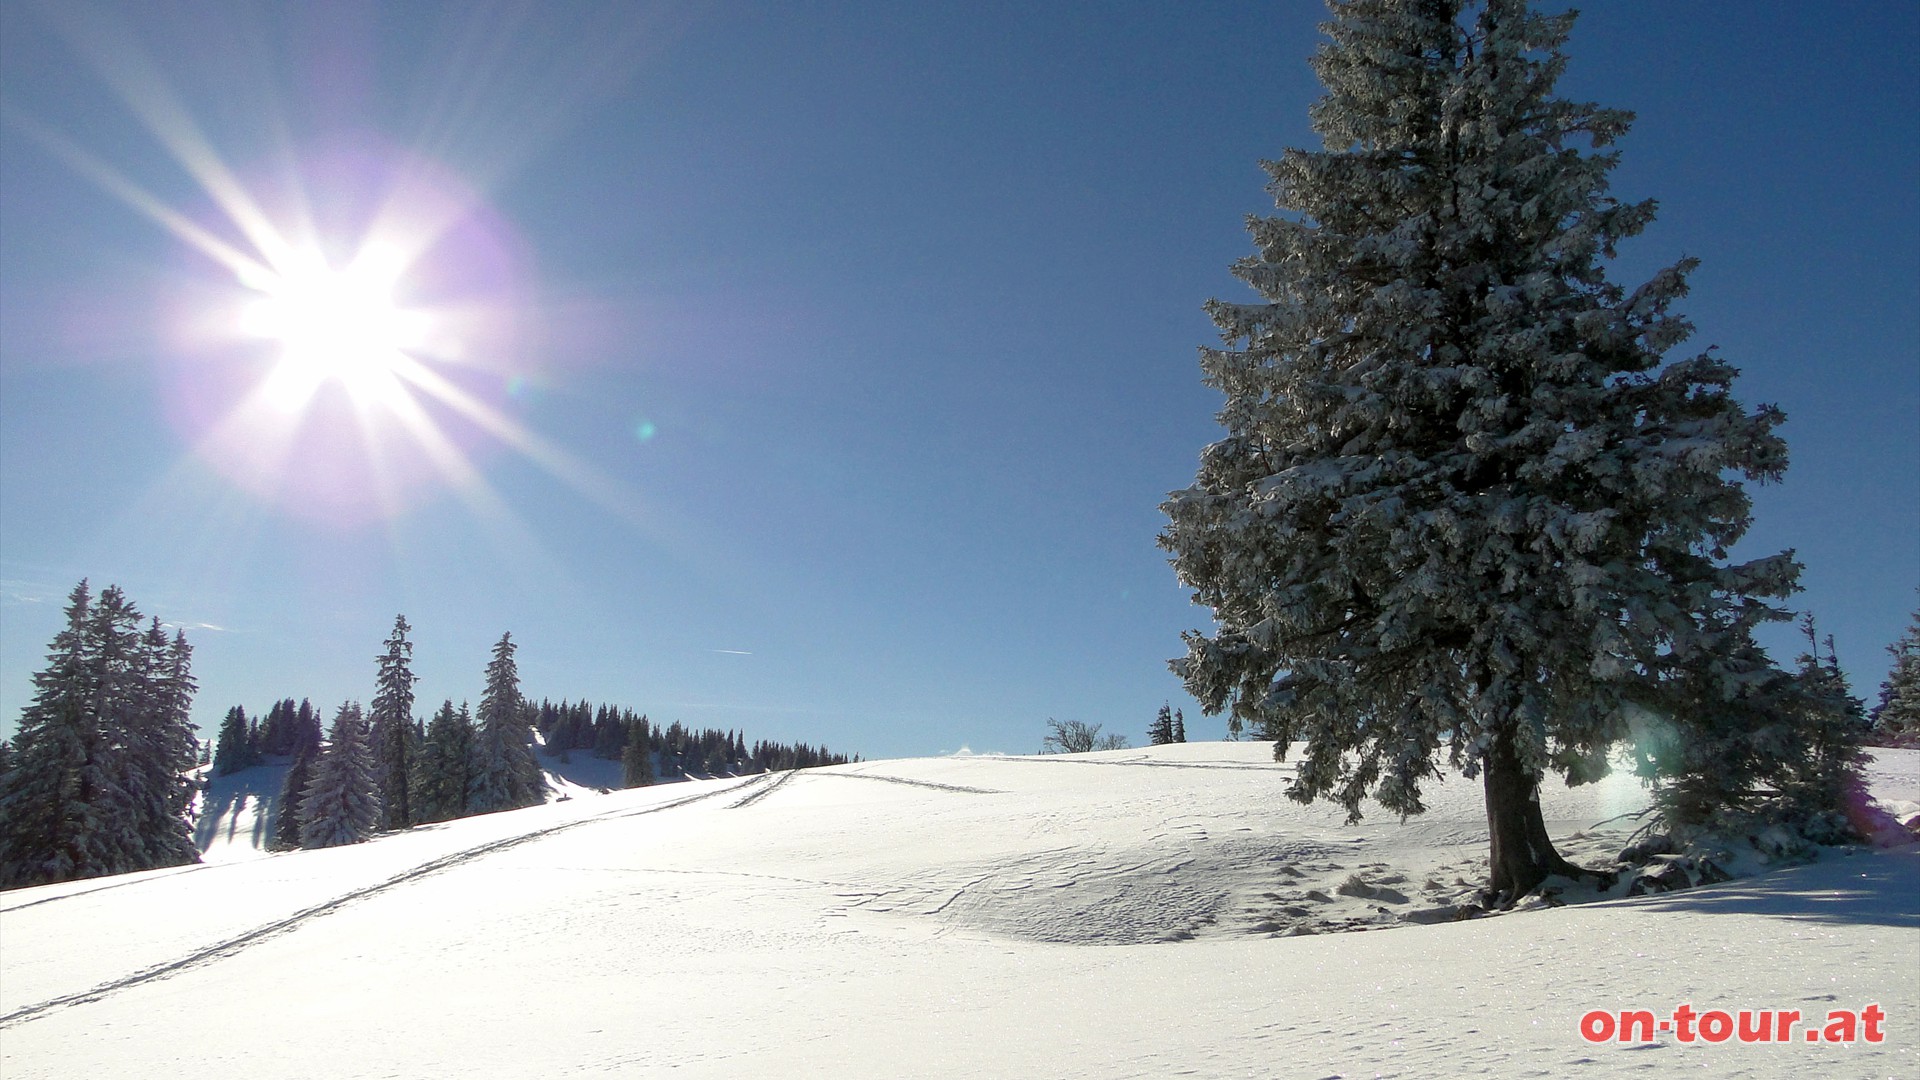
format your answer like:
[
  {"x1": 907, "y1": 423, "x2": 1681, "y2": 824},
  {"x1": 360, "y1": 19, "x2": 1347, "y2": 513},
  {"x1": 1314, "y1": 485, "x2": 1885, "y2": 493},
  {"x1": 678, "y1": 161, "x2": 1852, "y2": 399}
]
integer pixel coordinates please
[
  {"x1": 622, "y1": 716, "x2": 655, "y2": 787},
  {"x1": 256, "y1": 698, "x2": 296, "y2": 757},
  {"x1": 1870, "y1": 605, "x2": 1920, "y2": 746},
  {"x1": 300, "y1": 703, "x2": 381, "y2": 848},
  {"x1": 513, "y1": 700, "x2": 547, "y2": 801},
  {"x1": 82, "y1": 585, "x2": 152, "y2": 873},
  {"x1": 0, "y1": 582, "x2": 201, "y2": 889},
  {"x1": 1159, "y1": 0, "x2": 1815, "y2": 900},
  {"x1": 127, "y1": 620, "x2": 200, "y2": 870},
  {"x1": 467, "y1": 633, "x2": 543, "y2": 813},
  {"x1": 272, "y1": 740, "x2": 318, "y2": 851},
  {"x1": 593, "y1": 709, "x2": 629, "y2": 760},
  {"x1": 1172, "y1": 709, "x2": 1187, "y2": 743},
  {"x1": 212, "y1": 706, "x2": 257, "y2": 776},
  {"x1": 1784, "y1": 620, "x2": 1870, "y2": 815},
  {"x1": 368, "y1": 615, "x2": 420, "y2": 831},
  {"x1": 1149, "y1": 704, "x2": 1175, "y2": 745},
  {"x1": 1632, "y1": 618, "x2": 1866, "y2": 848},
  {"x1": 541, "y1": 704, "x2": 573, "y2": 759},
  {"x1": 0, "y1": 582, "x2": 102, "y2": 888},
  {"x1": 294, "y1": 699, "x2": 319, "y2": 743},
  {"x1": 412, "y1": 700, "x2": 474, "y2": 823}
]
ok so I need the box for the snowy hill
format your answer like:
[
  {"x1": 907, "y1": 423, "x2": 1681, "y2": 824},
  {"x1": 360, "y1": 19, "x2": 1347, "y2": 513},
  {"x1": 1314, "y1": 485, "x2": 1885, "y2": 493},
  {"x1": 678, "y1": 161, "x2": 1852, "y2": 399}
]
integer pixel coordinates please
[{"x1": 5, "y1": 742, "x2": 1916, "y2": 1078}]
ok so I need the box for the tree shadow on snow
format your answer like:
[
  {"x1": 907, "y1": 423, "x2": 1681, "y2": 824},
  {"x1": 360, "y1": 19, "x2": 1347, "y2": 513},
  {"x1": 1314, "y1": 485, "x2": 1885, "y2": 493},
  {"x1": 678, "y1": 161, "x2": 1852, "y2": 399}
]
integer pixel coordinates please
[
  {"x1": 1590, "y1": 849, "x2": 1919, "y2": 930},
  {"x1": 193, "y1": 764, "x2": 288, "y2": 854}
]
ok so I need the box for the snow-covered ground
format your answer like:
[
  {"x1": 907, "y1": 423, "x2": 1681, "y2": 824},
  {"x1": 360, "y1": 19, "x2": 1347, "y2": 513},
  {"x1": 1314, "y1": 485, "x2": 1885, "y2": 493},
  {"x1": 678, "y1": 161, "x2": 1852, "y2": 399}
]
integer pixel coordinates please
[{"x1": 4, "y1": 742, "x2": 1915, "y2": 1078}]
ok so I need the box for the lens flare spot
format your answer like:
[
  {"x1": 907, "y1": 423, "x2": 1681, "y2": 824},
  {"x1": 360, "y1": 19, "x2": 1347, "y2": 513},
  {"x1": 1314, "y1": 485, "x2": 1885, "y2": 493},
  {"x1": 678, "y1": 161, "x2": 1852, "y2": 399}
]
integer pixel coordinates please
[{"x1": 635, "y1": 420, "x2": 657, "y2": 442}]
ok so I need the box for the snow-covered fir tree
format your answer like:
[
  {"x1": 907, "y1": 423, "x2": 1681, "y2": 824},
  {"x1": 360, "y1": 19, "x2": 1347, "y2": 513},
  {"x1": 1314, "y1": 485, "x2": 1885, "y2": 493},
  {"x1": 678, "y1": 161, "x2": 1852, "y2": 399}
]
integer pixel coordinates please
[
  {"x1": 368, "y1": 614, "x2": 420, "y2": 831},
  {"x1": 0, "y1": 582, "x2": 102, "y2": 887},
  {"x1": 81, "y1": 585, "x2": 151, "y2": 873},
  {"x1": 412, "y1": 699, "x2": 475, "y2": 823},
  {"x1": 1159, "y1": 0, "x2": 1835, "y2": 900},
  {"x1": 1871, "y1": 605, "x2": 1920, "y2": 746},
  {"x1": 270, "y1": 695, "x2": 327, "y2": 849},
  {"x1": 1630, "y1": 616, "x2": 1867, "y2": 853},
  {"x1": 126, "y1": 618, "x2": 200, "y2": 871},
  {"x1": 299, "y1": 702, "x2": 382, "y2": 849},
  {"x1": 0, "y1": 582, "x2": 201, "y2": 889},
  {"x1": 212, "y1": 705, "x2": 258, "y2": 776},
  {"x1": 1171, "y1": 708, "x2": 1187, "y2": 743},
  {"x1": 467, "y1": 633, "x2": 544, "y2": 814},
  {"x1": 273, "y1": 741, "x2": 317, "y2": 851}
]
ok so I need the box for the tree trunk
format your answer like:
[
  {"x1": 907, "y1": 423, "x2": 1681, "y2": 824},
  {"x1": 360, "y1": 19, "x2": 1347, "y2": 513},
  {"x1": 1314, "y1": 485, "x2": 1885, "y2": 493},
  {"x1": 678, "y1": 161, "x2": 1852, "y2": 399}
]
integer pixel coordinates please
[{"x1": 1481, "y1": 726, "x2": 1609, "y2": 904}]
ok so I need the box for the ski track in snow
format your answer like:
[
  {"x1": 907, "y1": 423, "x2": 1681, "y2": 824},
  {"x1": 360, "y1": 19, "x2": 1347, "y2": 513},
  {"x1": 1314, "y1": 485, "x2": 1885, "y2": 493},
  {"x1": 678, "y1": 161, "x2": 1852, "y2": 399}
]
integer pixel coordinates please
[
  {"x1": 0, "y1": 772, "x2": 771, "y2": 1029},
  {"x1": 724, "y1": 767, "x2": 797, "y2": 808},
  {"x1": 996, "y1": 753, "x2": 1293, "y2": 773},
  {"x1": 821, "y1": 770, "x2": 1004, "y2": 795},
  {"x1": 0, "y1": 862, "x2": 213, "y2": 913}
]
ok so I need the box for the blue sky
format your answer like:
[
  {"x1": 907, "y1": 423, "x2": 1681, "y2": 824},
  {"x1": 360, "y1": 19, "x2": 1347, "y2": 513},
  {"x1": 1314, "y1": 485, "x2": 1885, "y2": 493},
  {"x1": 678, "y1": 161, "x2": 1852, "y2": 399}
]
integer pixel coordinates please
[{"x1": 1, "y1": 1, "x2": 1914, "y2": 760}]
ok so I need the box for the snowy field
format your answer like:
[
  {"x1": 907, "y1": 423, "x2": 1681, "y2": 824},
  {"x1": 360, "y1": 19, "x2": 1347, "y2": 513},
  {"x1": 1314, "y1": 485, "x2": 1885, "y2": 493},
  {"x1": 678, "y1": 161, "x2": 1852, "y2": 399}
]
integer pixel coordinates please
[{"x1": 3, "y1": 742, "x2": 1915, "y2": 1078}]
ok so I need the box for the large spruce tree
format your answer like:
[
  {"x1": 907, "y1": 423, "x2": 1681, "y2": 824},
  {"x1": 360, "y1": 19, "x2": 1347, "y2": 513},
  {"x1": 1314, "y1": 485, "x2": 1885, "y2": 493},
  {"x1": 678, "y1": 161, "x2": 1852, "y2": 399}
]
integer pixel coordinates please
[
  {"x1": 1160, "y1": 0, "x2": 1818, "y2": 900},
  {"x1": 467, "y1": 633, "x2": 543, "y2": 814},
  {"x1": 299, "y1": 702, "x2": 382, "y2": 849},
  {"x1": 0, "y1": 583, "x2": 102, "y2": 887},
  {"x1": 127, "y1": 619, "x2": 201, "y2": 870},
  {"x1": 368, "y1": 615, "x2": 420, "y2": 831}
]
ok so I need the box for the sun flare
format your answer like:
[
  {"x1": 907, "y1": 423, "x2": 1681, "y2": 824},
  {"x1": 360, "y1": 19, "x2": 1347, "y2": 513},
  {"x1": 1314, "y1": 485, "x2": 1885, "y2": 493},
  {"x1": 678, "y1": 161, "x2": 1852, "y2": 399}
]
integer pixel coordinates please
[{"x1": 240, "y1": 244, "x2": 425, "y2": 410}]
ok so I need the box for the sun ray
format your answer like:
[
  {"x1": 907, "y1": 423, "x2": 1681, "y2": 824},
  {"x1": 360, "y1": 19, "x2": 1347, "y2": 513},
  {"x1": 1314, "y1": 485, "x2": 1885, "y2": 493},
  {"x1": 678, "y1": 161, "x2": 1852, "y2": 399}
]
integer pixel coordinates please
[
  {"x1": 374, "y1": 384, "x2": 558, "y2": 572},
  {"x1": 1, "y1": 107, "x2": 273, "y2": 289},
  {"x1": 387, "y1": 353, "x2": 655, "y2": 530},
  {"x1": 36, "y1": 2, "x2": 303, "y2": 280}
]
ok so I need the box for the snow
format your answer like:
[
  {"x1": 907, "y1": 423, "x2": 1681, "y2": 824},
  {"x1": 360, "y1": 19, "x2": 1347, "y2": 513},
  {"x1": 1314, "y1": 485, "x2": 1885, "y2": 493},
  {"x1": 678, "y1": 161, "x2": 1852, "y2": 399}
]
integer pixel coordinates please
[
  {"x1": 5, "y1": 742, "x2": 1916, "y2": 1078},
  {"x1": 192, "y1": 760, "x2": 288, "y2": 862}
]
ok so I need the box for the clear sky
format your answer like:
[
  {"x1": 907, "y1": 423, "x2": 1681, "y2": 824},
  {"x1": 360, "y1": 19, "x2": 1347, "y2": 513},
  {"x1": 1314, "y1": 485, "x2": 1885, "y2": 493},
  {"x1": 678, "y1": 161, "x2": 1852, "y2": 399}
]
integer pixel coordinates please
[{"x1": 2, "y1": 1, "x2": 1914, "y2": 760}]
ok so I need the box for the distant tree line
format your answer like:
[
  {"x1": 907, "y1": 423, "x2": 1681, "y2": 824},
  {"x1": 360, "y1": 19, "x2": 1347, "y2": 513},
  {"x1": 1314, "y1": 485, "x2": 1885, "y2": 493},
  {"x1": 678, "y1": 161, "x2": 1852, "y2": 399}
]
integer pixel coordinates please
[
  {"x1": 214, "y1": 617, "x2": 856, "y2": 852},
  {"x1": 532, "y1": 700, "x2": 852, "y2": 779},
  {"x1": 212, "y1": 697, "x2": 324, "y2": 775},
  {"x1": 1, "y1": 600, "x2": 861, "y2": 888}
]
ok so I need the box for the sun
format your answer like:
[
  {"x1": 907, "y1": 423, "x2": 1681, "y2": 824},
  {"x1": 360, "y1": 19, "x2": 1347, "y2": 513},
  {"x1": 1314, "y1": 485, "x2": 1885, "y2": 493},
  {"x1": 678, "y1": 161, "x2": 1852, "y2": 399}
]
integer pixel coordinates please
[{"x1": 239, "y1": 243, "x2": 426, "y2": 410}]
